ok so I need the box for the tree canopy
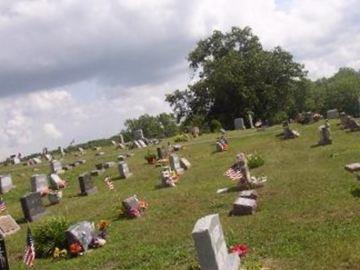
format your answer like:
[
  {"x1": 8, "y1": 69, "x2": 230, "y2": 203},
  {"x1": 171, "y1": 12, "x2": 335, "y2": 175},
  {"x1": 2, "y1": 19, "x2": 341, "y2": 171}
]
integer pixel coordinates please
[{"x1": 166, "y1": 27, "x2": 360, "y2": 129}]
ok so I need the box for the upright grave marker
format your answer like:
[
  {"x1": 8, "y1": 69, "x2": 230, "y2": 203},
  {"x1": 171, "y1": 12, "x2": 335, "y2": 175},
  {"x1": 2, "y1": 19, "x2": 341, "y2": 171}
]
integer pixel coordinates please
[
  {"x1": 118, "y1": 162, "x2": 133, "y2": 179},
  {"x1": 0, "y1": 235, "x2": 10, "y2": 270},
  {"x1": 0, "y1": 175, "x2": 14, "y2": 194},
  {"x1": 169, "y1": 154, "x2": 184, "y2": 175},
  {"x1": 31, "y1": 174, "x2": 49, "y2": 194},
  {"x1": 78, "y1": 173, "x2": 98, "y2": 195},
  {"x1": 20, "y1": 192, "x2": 47, "y2": 222},
  {"x1": 234, "y1": 118, "x2": 246, "y2": 130},
  {"x1": 192, "y1": 213, "x2": 240, "y2": 270}
]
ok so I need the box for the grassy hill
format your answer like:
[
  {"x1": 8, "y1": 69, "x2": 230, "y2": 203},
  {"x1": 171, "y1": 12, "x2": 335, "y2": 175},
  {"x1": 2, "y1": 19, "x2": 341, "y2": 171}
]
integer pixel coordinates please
[{"x1": 1, "y1": 120, "x2": 360, "y2": 270}]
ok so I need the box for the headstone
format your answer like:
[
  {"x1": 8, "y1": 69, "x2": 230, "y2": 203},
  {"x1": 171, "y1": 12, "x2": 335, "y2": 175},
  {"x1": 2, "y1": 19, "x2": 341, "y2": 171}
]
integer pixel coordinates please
[
  {"x1": 104, "y1": 161, "x2": 116, "y2": 169},
  {"x1": 48, "y1": 191, "x2": 62, "y2": 204},
  {"x1": 122, "y1": 195, "x2": 139, "y2": 211},
  {"x1": 119, "y1": 134, "x2": 125, "y2": 144},
  {"x1": 20, "y1": 192, "x2": 47, "y2": 222},
  {"x1": 347, "y1": 117, "x2": 360, "y2": 131},
  {"x1": 157, "y1": 147, "x2": 168, "y2": 159},
  {"x1": 133, "y1": 129, "x2": 144, "y2": 140},
  {"x1": 95, "y1": 163, "x2": 105, "y2": 170},
  {"x1": 0, "y1": 215, "x2": 20, "y2": 237},
  {"x1": 66, "y1": 221, "x2": 95, "y2": 252},
  {"x1": 49, "y1": 174, "x2": 66, "y2": 190},
  {"x1": 234, "y1": 118, "x2": 246, "y2": 130},
  {"x1": 78, "y1": 173, "x2": 98, "y2": 195},
  {"x1": 95, "y1": 151, "x2": 105, "y2": 156},
  {"x1": 58, "y1": 146, "x2": 65, "y2": 156},
  {"x1": 232, "y1": 197, "x2": 257, "y2": 215},
  {"x1": 44, "y1": 154, "x2": 52, "y2": 161},
  {"x1": 326, "y1": 109, "x2": 339, "y2": 119},
  {"x1": 0, "y1": 235, "x2": 10, "y2": 270},
  {"x1": 192, "y1": 214, "x2": 240, "y2": 270},
  {"x1": 118, "y1": 162, "x2": 133, "y2": 179},
  {"x1": 248, "y1": 113, "x2": 254, "y2": 129},
  {"x1": 51, "y1": 160, "x2": 63, "y2": 174},
  {"x1": 33, "y1": 157, "x2": 42, "y2": 164},
  {"x1": 10, "y1": 156, "x2": 20, "y2": 165},
  {"x1": 138, "y1": 140, "x2": 147, "y2": 148},
  {"x1": 283, "y1": 121, "x2": 300, "y2": 139},
  {"x1": 0, "y1": 175, "x2": 14, "y2": 194},
  {"x1": 238, "y1": 190, "x2": 258, "y2": 200},
  {"x1": 78, "y1": 147, "x2": 85, "y2": 154},
  {"x1": 345, "y1": 163, "x2": 360, "y2": 172},
  {"x1": 318, "y1": 121, "x2": 332, "y2": 145},
  {"x1": 169, "y1": 154, "x2": 184, "y2": 175},
  {"x1": 30, "y1": 174, "x2": 49, "y2": 194},
  {"x1": 191, "y1": 127, "x2": 200, "y2": 137},
  {"x1": 180, "y1": 158, "x2": 191, "y2": 170},
  {"x1": 93, "y1": 146, "x2": 102, "y2": 151},
  {"x1": 91, "y1": 169, "x2": 104, "y2": 176},
  {"x1": 133, "y1": 141, "x2": 141, "y2": 148}
]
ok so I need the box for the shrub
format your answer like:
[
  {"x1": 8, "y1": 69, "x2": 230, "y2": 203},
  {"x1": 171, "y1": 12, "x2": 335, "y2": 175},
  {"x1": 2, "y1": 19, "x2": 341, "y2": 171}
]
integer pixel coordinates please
[
  {"x1": 271, "y1": 111, "x2": 288, "y2": 124},
  {"x1": 33, "y1": 216, "x2": 70, "y2": 258},
  {"x1": 247, "y1": 153, "x2": 265, "y2": 169},
  {"x1": 174, "y1": 134, "x2": 190, "y2": 142},
  {"x1": 210, "y1": 119, "x2": 223, "y2": 133}
]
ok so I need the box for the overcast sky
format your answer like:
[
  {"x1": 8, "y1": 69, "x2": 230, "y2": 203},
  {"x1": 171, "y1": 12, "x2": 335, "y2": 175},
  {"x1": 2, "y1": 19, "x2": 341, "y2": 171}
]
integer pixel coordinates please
[{"x1": 0, "y1": 0, "x2": 359, "y2": 159}]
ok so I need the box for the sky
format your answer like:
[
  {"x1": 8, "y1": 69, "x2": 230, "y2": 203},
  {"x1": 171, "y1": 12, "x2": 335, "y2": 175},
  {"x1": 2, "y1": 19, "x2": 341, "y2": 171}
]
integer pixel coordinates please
[{"x1": 0, "y1": 0, "x2": 359, "y2": 159}]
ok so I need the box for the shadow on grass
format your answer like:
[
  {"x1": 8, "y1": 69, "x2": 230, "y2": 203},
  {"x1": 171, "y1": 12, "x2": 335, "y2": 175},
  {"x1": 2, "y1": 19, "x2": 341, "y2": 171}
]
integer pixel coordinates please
[{"x1": 351, "y1": 188, "x2": 360, "y2": 198}]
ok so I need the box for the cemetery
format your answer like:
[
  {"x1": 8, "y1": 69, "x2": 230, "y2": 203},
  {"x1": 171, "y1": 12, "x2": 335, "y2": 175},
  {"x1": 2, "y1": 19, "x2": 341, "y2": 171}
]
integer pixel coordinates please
[{"x1": 0, "y1": 118, "x2": 358, "y2": 269}]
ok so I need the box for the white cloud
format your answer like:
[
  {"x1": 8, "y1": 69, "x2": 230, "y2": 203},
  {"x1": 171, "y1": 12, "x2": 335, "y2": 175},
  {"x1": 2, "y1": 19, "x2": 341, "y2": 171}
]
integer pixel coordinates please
[
  {"x1": 0, "y1": 0, "x2": 360, "y2": 159},
  {"x1": 43, "y1": 123, "x2": 62, "y2": 139}
]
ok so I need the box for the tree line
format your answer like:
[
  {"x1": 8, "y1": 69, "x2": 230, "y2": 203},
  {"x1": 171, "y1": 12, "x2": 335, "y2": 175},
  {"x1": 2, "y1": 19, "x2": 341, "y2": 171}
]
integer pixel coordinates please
[{"x1": 122, "y1": 26, "x2": 360, "y2": 137}]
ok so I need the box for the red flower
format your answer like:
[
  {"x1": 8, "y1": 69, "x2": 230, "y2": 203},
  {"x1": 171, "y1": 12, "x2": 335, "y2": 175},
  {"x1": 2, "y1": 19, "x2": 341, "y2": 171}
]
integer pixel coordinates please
[{"x1": 229, "y1": 244, "x2": 248, "y2": 257}]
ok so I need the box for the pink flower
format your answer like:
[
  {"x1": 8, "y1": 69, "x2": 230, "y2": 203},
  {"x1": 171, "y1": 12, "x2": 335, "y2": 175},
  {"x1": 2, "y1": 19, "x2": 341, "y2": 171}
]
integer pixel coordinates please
[{"x1": 229, "y1": 244, "x2": 249, "y2": 257}]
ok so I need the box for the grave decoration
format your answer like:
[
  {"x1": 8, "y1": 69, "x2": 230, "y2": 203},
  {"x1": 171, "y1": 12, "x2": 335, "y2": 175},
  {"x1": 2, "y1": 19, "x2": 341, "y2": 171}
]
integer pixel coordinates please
[
  {"x1": 104, "y1": 176, "x2": 114, "y2": 191},
  {"x1": 224, "y1": 153, "x2": 267, "y2": 188},
  {"x1": 192, "y1": 213, "x2": 240, "y2": 270},
  {"x1": 160, "y1": 167, "x2": 179, "y2": 187},
  {"x1": 216, "y1": 135, "x2": 229, "y2": 152},
  {"x1": 229, "y1": 244, "x2": 249, "y2": 258},
  {"x1": 121, "y1": 195, "x2": 148, "y2": 218},
  {"x1": 66, "y1": 220, "x2": 108, "y2": 257},
  {"x1": 282, "y1": 120, "x2": 300, "y2": 139},
  {"x1": 144, "y1": 150, "x2": 157, "y2": 164}
]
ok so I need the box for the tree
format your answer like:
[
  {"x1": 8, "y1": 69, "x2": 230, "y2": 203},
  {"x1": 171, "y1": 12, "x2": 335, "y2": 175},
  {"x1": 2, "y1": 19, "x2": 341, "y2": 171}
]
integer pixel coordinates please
[{"x1": 166, "y1": 27, "x2": 308, "y2": 128}]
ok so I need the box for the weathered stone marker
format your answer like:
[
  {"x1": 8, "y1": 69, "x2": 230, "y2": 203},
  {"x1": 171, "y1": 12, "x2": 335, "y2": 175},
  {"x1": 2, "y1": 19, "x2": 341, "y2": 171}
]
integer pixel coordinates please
[
  {"x1": 0, "y1": 175, "x2": 14, "y2": 194},
  {"x1": 20, "y1": 192, "x2": 47, "y2": 222},
  {"x1": 78, "y1": 173, "x2": 98, "y2": 195},
  {"x1": 169, "y1": 154, "x2": 184, "y2": 175},
  {"x1": 0, "y1": 215, "x2": 20, "y2": 237},
  {"x1": 0, "y1": 235, "x2": 10, "y2": 270},
  {"x1": 118, "y1": 162, "x2": 133, "y2": 179},
  {"x1": 234, "y1": 118, "x2": 246, "y2": 130},
  {"x1": 232, "y1": 197, "x2": 257, "y2": 215},
  {"x1": 192, "y1": 213, "x2": 240, "y2": 270}
]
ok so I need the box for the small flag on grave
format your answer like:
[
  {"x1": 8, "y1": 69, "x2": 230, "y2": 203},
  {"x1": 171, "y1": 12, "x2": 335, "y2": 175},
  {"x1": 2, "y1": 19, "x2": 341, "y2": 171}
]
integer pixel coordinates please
[
  {"x1": 104, "y1": 177, "x2": 114, "y2": 191},
  {"x1": 23, "y1": 227, "x2": 35, "y2": 268},
  {"x1": 224, "y1": 168, "x2": 242, "y2": 181},
  {"x1": 0, "y1": 198, "x2": 6, "y2": 213}
]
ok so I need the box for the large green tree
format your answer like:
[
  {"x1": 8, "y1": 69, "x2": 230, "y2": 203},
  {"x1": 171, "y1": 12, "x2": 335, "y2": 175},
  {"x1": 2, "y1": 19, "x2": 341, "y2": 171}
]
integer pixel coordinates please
[{"x1": 166, "y1": 27, "x2": 308, "y2": 128}]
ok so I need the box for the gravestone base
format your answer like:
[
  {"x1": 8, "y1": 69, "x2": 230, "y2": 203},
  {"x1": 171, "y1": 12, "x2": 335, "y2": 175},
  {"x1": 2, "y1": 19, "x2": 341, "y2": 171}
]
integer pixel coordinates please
[
  {"x1": 232, "y1": 197, "x2": 257, "y2": 216},
  {"x1": 81, "y1": 187, "x2": 98, "y2": 196}
]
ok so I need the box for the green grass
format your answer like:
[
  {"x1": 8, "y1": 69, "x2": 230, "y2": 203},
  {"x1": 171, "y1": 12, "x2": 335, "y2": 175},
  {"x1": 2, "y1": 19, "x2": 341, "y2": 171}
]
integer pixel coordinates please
[{"x1": 1, "y1": 120, "x2": 360, "y2": 270}]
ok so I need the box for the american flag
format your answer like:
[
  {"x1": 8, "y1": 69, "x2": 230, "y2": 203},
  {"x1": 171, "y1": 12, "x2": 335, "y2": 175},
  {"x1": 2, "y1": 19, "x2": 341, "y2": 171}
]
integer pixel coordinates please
[
  {"x1": 224, "y1": 168, "x2": 243, "y2": 181},
  {"x1": 0, "y1": 198, "x2": 6, "y2": 212},
  {"x1": 23, "y1": 227, "x2": 35, "y2": 268},
  {"x1": 104, "y1": 177, "x2": 114, "y2": 191}
]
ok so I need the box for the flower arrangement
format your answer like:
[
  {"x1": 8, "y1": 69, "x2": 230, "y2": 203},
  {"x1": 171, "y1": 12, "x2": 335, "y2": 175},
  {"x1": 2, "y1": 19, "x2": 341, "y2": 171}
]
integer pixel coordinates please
[
  {"x1": 247, "y1": 153, "x2": 265, "y2": 169},
  {"x1": 144, "y1": 150, "x2": 157, "y2": 164},
  {"x1": 52, "y1": 247, "x2": 67, "y2": 259},
  {"x1": 69, "y1": 242, "x2": 83, "y2": 256},
  {"x1": 229, "y1": 244, "x2": 249, "y2": 257},
  {"x1": 122, "y1": 199, "x2": 149, "y2": 218},
  {"x1": 96, "y1": 220, "x2": 111, "y2": 239}
]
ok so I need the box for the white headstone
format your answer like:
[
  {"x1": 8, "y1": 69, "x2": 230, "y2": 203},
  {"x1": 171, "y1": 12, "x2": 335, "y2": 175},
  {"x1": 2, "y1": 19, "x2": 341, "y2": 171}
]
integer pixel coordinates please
[
  {"x1": 0, "y1": 175, "x2": 14, "y2": 194},
  {"x1": 192, "y1": 214, "x2": 240, "y2": 270},
  {"x1": 118, "y1": 162, "x2": 133, "y2": 179},
  {"x1": 169, "y1": 154, "x2": 184, "y2": 175},
  {"x1": 234, "y1": 118, "x2": 246, "y2": 130}
]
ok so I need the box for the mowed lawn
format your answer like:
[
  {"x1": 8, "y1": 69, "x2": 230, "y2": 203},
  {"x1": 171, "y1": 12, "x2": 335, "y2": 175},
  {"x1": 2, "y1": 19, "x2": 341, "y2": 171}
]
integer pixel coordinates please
[{"x1": 1, "y1": 120, "x2": 360, "y2": 270}]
